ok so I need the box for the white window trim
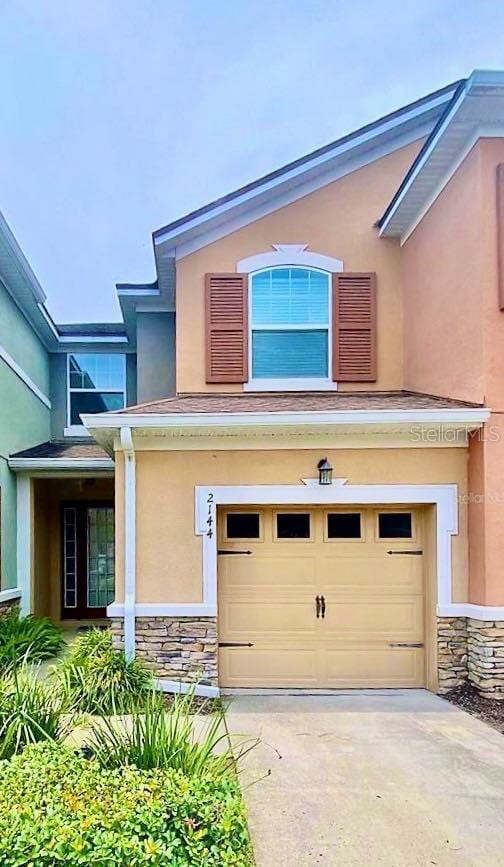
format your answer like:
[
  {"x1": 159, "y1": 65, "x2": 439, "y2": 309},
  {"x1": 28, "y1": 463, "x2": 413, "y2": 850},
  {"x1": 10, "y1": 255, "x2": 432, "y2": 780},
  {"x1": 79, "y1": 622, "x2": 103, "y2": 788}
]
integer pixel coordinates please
[
  {"x1": 246, "y1": 264, "x2": 336, "y2": 392},
  {"x1": 66, "y1": 353, "x2": 126, "y2": 435},
  {"x1": 237, "y1": 244, "x2": 344, "y2": 274}
]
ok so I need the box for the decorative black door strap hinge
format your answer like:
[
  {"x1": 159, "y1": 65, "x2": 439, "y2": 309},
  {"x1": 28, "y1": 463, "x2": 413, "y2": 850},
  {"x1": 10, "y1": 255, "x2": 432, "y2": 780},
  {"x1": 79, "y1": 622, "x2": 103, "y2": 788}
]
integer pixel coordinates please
[
  {"x1": 389, "y1": 642, "x2": 424, "y2": 648},
  {"x1": 218, "y1": 642, "x2": 254, "y2": 648},
  {"x1": 387, "y1": 550, "x2": 423, "y2": 555},
  {"x1": 217, "y1": 549, "x2": 252, "y2": 555}
]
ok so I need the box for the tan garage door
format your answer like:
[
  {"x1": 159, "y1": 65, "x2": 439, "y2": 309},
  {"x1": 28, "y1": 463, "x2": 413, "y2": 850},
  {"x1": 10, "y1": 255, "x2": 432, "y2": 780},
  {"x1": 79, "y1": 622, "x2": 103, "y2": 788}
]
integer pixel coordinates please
[{"x1": 218, "y1": 506, "x2": 425, "y2": 688}]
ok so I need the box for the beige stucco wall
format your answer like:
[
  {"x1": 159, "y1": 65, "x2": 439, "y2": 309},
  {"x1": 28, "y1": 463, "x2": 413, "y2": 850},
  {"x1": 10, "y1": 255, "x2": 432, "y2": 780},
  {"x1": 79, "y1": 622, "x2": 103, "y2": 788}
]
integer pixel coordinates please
[
  {"x1": 175, "y1": 140, "x2": 423, "y2": 394},
  {"x1": 114, "y1": 445, "x2": 469, "y2": 606}
]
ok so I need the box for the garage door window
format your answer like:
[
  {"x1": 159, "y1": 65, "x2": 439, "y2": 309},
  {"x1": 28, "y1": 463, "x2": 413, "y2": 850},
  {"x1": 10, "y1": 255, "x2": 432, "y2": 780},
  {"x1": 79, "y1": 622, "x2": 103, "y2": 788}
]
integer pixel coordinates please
[
  {"x1": 327, "y1": 513, "x2": 361, "y2": 539},
  {"x1": 378, "y1": 512, "x2": 412, "y2": 539},
  {"x1": 226, "y1": 513, "x2": 261, "y2": 539},
  {"x1": 276, "y1": 513, "x2": 311, "y2": 539}
]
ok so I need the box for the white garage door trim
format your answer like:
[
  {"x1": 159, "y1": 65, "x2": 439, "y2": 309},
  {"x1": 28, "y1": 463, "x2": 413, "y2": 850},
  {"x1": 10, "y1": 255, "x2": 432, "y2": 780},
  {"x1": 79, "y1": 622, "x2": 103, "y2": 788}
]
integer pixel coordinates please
[{"x1": 195, "y1": 483, "x2": 459, "y2": 616}]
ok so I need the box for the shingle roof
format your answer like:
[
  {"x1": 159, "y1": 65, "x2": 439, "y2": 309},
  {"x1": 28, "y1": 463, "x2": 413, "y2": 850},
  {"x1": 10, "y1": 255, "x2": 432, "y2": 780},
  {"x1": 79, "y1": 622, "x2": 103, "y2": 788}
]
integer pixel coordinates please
[
  {"x1": 113, "y1": 391, "x2": 482, "y2": 416},
  {"x1": 57, "y1": 323, "x2": 127, "y2": 337},
  {"x1": 10, "y1": 440, "x2": 110, "y2": 460}
]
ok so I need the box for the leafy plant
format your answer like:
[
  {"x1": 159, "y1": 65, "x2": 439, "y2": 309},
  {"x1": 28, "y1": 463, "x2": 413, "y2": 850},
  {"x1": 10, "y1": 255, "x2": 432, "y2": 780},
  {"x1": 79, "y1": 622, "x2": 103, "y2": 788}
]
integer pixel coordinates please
[
  {"x1": 0, "y1": 664, "x2": 71, "y2": 759},
  {"x1": 0, "y1": 607, "x2": 63, "y2": 670},
  {"x1": 0, "y1": 742, "x2": 253, "y2": 866},
  {"x1": 58, "y1": 627, "x2": 152, "y2": 715},
  {"x1": 88, "y1": 688, "x2": 256, "y2": 778}
]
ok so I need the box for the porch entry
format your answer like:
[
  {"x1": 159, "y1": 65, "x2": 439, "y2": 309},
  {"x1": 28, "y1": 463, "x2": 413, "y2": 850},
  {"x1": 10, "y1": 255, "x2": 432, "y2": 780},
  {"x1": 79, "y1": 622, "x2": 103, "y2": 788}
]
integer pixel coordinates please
[
  {"x1": 218, "y1": 505, "x2": 425, "y2": 689},
  {"x1": 62, "y1": 502, "x2": 115, "y2": 618}
]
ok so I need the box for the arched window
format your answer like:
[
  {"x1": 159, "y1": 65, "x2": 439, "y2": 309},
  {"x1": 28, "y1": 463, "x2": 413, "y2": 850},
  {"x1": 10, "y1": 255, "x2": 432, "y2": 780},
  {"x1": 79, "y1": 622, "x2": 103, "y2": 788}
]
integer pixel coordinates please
[{"x1": 250, "y1": 266, "x2": 330, "y2": 383}]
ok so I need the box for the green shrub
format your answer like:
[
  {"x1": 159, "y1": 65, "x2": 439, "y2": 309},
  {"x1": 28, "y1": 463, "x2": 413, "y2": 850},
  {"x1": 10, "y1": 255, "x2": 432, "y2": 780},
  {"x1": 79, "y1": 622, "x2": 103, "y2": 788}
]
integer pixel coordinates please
[
  {"x1": 0, "y1": 664, "x2": 71, "y2": 759},
  {"x1": 58, "y1": 628, "x2": 153, "y2": 715},
  {"x1": 88, "y1": 689, "x2": 256, "y2": 777},
  {"x1": 0, "y1": 607, "x2": 63, "y2": 670},
  {"x1": 0, "y1": 743, "x2": 253, "y2": 866}
]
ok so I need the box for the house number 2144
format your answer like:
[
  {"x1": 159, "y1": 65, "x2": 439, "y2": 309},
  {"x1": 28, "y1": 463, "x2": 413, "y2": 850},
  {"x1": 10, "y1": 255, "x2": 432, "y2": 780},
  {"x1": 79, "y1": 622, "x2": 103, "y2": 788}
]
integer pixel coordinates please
[{"x1": 206, "y1": 492, "x2": 214, "y2": 538}]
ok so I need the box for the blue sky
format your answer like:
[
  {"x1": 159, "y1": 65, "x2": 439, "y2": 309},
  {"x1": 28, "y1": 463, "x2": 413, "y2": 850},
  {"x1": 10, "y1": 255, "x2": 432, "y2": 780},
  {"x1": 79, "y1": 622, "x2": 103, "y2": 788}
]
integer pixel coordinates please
[{"x1": 2, "y1": 0, "x2": 504, "y2": 322}]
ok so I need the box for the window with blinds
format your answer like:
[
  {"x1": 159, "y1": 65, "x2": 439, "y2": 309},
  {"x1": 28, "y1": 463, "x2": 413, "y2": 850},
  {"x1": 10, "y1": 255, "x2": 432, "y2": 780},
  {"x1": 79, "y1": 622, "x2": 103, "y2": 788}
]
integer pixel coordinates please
[{"x1": 250, "y1": 267, "x2": 330, "y2": 379}]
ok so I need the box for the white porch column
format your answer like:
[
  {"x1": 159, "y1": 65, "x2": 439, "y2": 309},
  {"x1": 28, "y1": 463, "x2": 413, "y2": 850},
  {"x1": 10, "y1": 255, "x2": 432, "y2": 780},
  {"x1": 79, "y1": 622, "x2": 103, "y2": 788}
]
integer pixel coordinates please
[
  {"x1": 16, "y1": 475, "x2": 32, "y2": 616},
  {"x1": 120, "y1": 427, "x2": 136, "y2": 660}
]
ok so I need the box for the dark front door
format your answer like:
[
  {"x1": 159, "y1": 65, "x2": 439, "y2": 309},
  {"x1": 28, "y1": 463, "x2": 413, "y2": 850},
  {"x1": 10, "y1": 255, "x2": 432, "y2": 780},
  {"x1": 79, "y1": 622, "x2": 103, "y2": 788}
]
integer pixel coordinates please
[{"x1": 62, "y1": 502, "x2": 115, "y2": 619}]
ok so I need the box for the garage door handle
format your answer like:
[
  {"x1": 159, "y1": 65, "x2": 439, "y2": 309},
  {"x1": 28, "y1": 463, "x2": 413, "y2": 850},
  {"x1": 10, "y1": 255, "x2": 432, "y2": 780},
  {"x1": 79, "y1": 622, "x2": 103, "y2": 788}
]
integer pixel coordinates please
[
  {"x1": 321, "y1": 595, "x2": 326, "y2": 619},
  {"x1": 315, "y1": 595, "x2": 321, "y2": 618}
]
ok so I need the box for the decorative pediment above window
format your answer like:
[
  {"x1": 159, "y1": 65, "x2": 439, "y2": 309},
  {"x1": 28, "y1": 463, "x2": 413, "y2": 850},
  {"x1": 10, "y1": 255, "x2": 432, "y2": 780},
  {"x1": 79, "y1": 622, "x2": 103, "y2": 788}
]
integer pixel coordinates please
[{"x1": 236, "y1": 245, "x2": 344, "y2": 274}]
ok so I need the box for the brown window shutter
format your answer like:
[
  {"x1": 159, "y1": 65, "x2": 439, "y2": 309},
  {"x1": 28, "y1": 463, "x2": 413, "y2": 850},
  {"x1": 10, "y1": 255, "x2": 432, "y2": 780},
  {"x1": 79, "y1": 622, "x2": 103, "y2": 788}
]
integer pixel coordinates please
[
  {"x1": 332, "y1": 273, "x2": 376, "y2": 381},
  {"x1": 205, "y1": 273, "x2": 248, "y2": 383}
]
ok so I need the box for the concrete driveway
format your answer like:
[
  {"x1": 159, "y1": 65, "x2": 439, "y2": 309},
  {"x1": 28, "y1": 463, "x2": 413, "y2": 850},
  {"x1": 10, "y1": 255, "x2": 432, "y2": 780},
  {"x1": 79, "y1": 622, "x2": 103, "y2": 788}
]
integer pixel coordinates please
[{"x1": 226, "y1": 691, "x2": 504, "y2": 867}]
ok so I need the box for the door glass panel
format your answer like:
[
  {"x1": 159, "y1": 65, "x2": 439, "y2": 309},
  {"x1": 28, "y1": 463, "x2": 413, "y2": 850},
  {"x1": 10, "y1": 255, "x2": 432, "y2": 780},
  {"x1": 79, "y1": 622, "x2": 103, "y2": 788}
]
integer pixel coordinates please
[
  {"x1": 87, "y1": 507, "x2": 115, "y2": 608},
  {"x1": 63, "y1": 507, "x2": 77, "y2": 609},
  {"x1": 327, "y1": 513, "x2": 361, "y2": 539},
  {"x1": 226, "y1": 513, "x2": 260, "y2": 539},
  {"x1": 378, "y1": 512, "x2": 412, "y2": 539},
  {"x1": 277, "y1": 513, "x2": 311, "y2": 539}
]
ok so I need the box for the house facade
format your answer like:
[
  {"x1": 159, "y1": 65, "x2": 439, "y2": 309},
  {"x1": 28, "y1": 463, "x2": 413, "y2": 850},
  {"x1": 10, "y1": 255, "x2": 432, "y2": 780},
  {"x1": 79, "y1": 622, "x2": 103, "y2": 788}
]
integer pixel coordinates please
[{"x1": 4, "y1": 69, "x2": 504, "y2": 699}]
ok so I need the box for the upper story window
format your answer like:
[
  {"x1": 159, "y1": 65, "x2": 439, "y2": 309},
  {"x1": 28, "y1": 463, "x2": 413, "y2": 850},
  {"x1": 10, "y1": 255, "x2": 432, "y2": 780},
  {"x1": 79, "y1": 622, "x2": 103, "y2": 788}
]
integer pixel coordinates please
[
  {"x1": 250, "y1": 267, "x2": 330, "y2": 381},
  {"x1": 68, "y1": 353, "x2": 126, "y2": 426}
]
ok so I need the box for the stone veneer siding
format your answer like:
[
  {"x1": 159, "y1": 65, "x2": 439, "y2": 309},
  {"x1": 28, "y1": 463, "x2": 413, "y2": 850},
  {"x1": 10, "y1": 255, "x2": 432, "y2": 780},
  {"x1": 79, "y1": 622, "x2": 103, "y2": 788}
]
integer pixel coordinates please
[
  {"x1": 110, "y1": 614, "x2": 504, "y2": 698},
  {"x1": 437, "y1": 616, "x2": 504, "y2": 699},
  {"x1": 111, "y1": 616, "x2": 218, "y2": 686},
  {"x1": 437, "y1": 617, "x2": 468, "y2": 693},
  {"x1": 467, "y1": 619, "x2": 504, "y2": 699}
]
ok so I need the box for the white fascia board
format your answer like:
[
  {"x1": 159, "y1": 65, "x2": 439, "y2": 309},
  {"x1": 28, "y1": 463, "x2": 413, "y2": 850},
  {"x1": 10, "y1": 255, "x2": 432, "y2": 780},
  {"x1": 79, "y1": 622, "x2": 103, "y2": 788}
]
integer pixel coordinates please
[
  {"x1": 8, "y1": 457, "x2": 115, "y2": 471},
  {"x1": 154, "y1": 92, "x2": 454, "y2": 252},
  {"x1": 37, "y1": 303, "x2": 60, "y2": 339},
  {"x1": 57, "y1": 335, "x2": 128, "y2": 344},
  {"x1": 83, "y1": 408, "x2": 490, "y2": 432},
  {"x1": 400, "y1": 124, "x2": 504, "y2": 245},
  {"x1": 0, "y1": 210, "x2": 46, "y2": 304},
  {"x1": 163, "y1": 125, "x2": 434, "y2": 261},
  {"x1": 379, "y1": 82, "x2": 469, "y2": 236},
  {"x1": 117, "y1": 288, "x2": 160, "y2": 297}
]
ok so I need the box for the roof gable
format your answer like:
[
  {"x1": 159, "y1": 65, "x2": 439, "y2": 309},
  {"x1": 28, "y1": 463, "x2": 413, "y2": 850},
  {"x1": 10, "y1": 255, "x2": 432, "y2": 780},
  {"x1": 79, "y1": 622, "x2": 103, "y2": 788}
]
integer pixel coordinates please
[
  {"x1": 379, "y1": 70, "x2": 504, "y2": 240},
  {"x1": 153, "y1": 81, "x2": 461, "y2": 259}
]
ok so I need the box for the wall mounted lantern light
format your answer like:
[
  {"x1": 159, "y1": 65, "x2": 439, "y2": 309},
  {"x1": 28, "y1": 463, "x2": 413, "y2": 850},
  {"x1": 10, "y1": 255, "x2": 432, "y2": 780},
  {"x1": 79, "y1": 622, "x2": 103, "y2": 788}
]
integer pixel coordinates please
[{"x1": 317, "y1": 457, "x2": 333, "y2": 486}]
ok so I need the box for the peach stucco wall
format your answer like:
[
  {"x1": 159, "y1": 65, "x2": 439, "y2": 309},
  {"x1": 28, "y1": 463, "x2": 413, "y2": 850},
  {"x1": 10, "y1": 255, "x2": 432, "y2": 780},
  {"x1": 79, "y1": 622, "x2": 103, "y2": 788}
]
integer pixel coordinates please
[
  {"x1": 402, "y1": 139, "x2": 504, "y2": 605},
  {"x1": 402, "y1": 143, "x2": 485, "y2": 405},
  {"x1": 113, "y1": 445, "x2": 469, "y2": 606},
  {"x1": 175, "y1": 140, "x2": 423, "y2": 394}
]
